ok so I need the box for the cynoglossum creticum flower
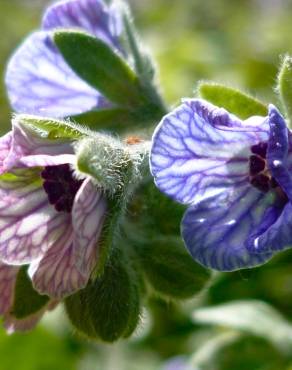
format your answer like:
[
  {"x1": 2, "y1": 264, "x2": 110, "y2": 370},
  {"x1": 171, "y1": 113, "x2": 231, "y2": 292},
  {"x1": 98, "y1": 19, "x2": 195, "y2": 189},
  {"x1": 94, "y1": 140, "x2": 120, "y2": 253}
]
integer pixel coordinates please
[
  {"x1": 150, "y1": 99, "x2": 292, "y2": 271},
  {"x1": 0, "y1": 117, "x2": 107, "y2": 301},
  {"x1": 5, "y1": 0, "x2": 125, "y2": 117}
]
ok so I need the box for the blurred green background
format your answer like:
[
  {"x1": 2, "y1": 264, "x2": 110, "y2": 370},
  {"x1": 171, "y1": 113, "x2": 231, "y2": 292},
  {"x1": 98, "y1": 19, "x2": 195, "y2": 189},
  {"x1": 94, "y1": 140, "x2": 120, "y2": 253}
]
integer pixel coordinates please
[{"x1": 3, "y1": 1, "x2": 292, "y2": 369}]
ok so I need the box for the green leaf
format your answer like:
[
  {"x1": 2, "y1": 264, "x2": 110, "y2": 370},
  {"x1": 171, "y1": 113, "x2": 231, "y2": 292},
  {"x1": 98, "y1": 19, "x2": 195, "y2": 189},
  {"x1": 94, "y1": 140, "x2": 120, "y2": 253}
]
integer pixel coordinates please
[
  {"x1": 65, "y1": 249, "x2": 140, "y2": 342},
  {"x1": 137, "y1": 237, "x2": 211, "y2": 299},
  {"x1": 11, "y1": 267, "x2": 49, "y2": 319},
  {"x1": 198, "y1": 82, "x2": 268, "y2": 119},
  {"x1": 15, "y1": 114, "x2": 86, "y2": 140},
  {"x1": 193, "y1": 300, "x2": 292, "y2": 354},
  {"x1": 54, "y1": 30, "x2": 145, "y2": 108},
  {"x1": 277, "y1": 55, "x2": 292, "y2": 125}
]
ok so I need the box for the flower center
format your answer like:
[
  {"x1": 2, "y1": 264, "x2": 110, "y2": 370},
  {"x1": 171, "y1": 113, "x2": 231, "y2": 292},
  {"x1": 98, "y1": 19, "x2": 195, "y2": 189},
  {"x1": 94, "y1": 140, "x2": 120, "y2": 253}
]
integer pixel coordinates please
[
  {"x1": 41, "y1": 164, "x2": 83, "y2": 213},
  {"x1": 249, "y1": 142, "x2": 285, "y2": 196}
]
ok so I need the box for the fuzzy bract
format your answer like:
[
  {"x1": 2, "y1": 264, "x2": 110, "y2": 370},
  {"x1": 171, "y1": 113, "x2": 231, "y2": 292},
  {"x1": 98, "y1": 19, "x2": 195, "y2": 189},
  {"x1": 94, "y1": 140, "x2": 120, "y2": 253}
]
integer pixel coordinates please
[{"x1": 150, "y1": 99, "x2": 292, "y2": 271}]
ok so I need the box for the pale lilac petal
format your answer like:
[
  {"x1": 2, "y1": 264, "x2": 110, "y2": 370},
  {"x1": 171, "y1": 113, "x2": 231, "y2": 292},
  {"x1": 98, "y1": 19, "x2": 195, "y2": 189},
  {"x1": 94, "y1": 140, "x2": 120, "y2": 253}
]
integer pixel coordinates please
[
  {"x1": 0, "y1": 263, "x2": 18, "y2": 315},
  {"x1": 150, "y1": 99, "x2": 268, "y2": 205},
  {"x1": 3, "y1": 299, "x2": 58, "y2": 334},
  {"x1": 30, "y1": 226, "x2": 88, "y2": 299},
  {"x1": 5, "y1": 32, "x2": 104, "y2": 117},
  {"x1": 181, "y1": 184, "x2": 279, "y2": 271},
  {"x1": 0, "y1": 176, "x2": 69, "y2": 265},
  {"x1": 0, "y1": 132, "x2": 12, "y2": 174},
  {"x1": 72, "y1": 178, "x2": 107, "y2": 274},
  {"x1": 42, "y1": 0, "x2": 123, "y2": 52},
  {"x1": 4, "y1": 118, "x2": 74, "y2": 171}
]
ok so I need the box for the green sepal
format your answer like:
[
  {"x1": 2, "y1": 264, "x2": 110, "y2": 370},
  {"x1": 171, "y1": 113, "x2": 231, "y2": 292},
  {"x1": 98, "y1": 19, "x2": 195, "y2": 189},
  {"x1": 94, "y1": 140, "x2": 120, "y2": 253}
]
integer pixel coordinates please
[
  {"x1": 277, "y1": 55, "x2": 292, "y2": 125},
  {"x1": 15, "y1": 114, "x2": 87, "y2": 140},
  {"x1": 76, "y1": 136, "x2": 134, "y2": 196},
  {"x1": 65, "y1": 249, "x2": 140, "y2": 342},
  {"x1": 10, "y1": 267, "x2": 49, "y2": 319},
  {"x1": 198, "y1": 82, "x2": 267, "y2": 119},
  {"x1": 54, "y1": 30, "x2": 145, "y2": 108},
  {"x1": 137, "y1": 237, "x2": 211, "y2": 299}
]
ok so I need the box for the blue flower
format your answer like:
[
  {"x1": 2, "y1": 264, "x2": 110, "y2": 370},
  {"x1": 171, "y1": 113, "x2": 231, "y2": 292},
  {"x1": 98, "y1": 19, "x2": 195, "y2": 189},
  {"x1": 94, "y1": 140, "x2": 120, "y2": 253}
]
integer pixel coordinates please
[
  {"x1": 150, "y1": 99, "x2": 292, "y2": 271},
  {"x1": 5, "y1": 0, "x2": 124, "y2": 118}
]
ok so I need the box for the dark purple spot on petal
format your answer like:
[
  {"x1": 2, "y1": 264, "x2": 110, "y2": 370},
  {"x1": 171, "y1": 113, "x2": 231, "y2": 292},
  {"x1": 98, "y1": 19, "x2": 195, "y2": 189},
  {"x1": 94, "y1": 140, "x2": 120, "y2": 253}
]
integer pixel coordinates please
[
  {"x1": 41, "y1": 164, "x2": 83, "y2": 213},
  {"x1": 251, "y1": 142, "x2": 268, "y2": 158},
  {"x1": 249, "y1": 155, "x2": 265, "y2": 176},
  {"x1": 250, "y1": 174, "x2": 270, "y2": 193}
]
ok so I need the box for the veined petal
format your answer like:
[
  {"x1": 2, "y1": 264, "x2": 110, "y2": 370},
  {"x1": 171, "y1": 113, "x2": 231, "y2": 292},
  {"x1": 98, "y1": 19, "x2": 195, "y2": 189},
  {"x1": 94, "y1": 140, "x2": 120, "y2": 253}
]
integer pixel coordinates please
[
  {"x1": 29, "y1": 226, "x2": 88, "y2": 299},
  {"x1": 181, "y1": 185, "x2": 279, "y2": 271},
  {"x1": 4, "y1": 119, "x2": 74, "y2": 170},
  {"x1": 150, "y1": 99, "x2": 268, "y2": 205},
  {"x1": 0, "y1": 133, "x2": 12, "y2": 174},
  {"x1": 72, "y1": 178, "x2": 107, "y2": 274},
  {"x1": 267, "y1": 105, "x2": 292, "y2": 201},
  {"x1": 0, "y1": 263, "x2": 18, "y2": 315},
  {"x1": 0, "y1": 176, "x2": 69, "y2": 265},
  {"x1": 247, "y1": 202, "x2": 292, "y2": 254},
  {"x1": 5, "y1": 32, "x2": 106, "y2": 117},
  {"x1": 3, "y1": 299, "x2": 58, "y2": 334},
  {"x1": 42, "y1": 0, "x2": 123, "y2": 52}
]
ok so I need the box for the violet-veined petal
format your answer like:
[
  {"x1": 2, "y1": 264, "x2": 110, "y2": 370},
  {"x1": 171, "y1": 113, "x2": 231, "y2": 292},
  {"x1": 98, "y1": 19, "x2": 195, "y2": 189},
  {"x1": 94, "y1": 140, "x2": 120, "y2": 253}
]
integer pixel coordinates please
[
  {"x1": 42, "y1": 0, "x2": 123, "y2": 52},
  {"x1": 181, "y1": 185, "x2": 280, "y2": 271},
  {"x1": 30, "y1": 226, "x2": 88, "y2": 299},
  {"x1": 0, "y1": 132, "x2": 12, "y2": 174},
  {"x1": 0, "y1": 177, "x2": 69, "y2": 265},
  {"x1": 267, "y1": 105, "x2": 292, "y2": 201},
  {"x1": 0, "y1": 263, "x2": 18, "y2": 315},
  {"x1": 5, "y1": 31, "x2": 106, "y2": 117},
  {"x1": 72, "y1": 178, "x2": 107, "y2": 274},
  {"x1": 4, "y1": 119, "x2": 74, "y2": 170},
  {"x1": 247, "y1": 202, "x2": 292, "y2": 254},
  {"x1": 150, "y1": 99, "x2": 267, "y2": 205}
]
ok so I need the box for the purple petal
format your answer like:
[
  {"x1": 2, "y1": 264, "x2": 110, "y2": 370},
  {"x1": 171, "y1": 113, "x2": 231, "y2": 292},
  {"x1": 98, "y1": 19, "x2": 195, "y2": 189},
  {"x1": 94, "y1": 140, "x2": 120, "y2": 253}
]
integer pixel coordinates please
[
  {"x1": 0, "y1": 263, "x2": 18, "y2": 315},
  {"x1": 181, "y1": 184, "x2": 280, "y2": 271},
  {"x1": 5, "y1": 32, "x2": 106, "y2": 117},
  {"x1": 0, "y1": 133, "x2": 12, "y2": 175},
  {"x1": 247, "y1": 202, "x2": 292, "y2": 255},
  {"x1": 0, "y1": 175, "x2": 70, "y2": 265},
  {"x1": 42, "y1": 0, "x2": 123, "y2": 52},
  {"x1": 266, "y1": 105, "x2": 292, "y2": 201},
  {"x1": 150, "y1": 99, "x2": 268, "y2": 205},
  {"x1": 4, "y1": 118, "x2": 74, "y2": 171},
  {"x1": 3, "y1": 299, "x2": 58, "y2": 334},
  {"x1": 72, "y1": 178, "x2": 107, "y2": 274}
]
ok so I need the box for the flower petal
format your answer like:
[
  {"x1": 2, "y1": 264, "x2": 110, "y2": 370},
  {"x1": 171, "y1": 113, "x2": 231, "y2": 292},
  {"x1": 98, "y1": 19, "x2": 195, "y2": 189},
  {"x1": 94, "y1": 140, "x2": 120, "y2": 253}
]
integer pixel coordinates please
[
  {"x1": 150, "y1": 99, "x2": 268, "y2": 205},
  {"x1": 42, "y1": 0, "x2": 123, "y2": 52},
  {"x1": 267, "y1": 105, "x2": 292, "y2": 201},
  {"x1": 4, "y1": 118, "x2": 74, "y2": 171},
  {"x1": 0, "y1": 132, "x2": 12, "y2": 174},
  {"x1": 247, "y1": 202, "x2": 292, "y2": 255},
  {"x1": 0, "y1": 175, "x2": 69, "y2": 265},
  {"x1": 181, "y1": 185, "x2": 280, "y2": 271},
  {"x1": 5, "y1": 32, "x2": 106, "y2": 117},
  {"x1": 29, "y1": 226, "x2": 87, "y2": 299},
  {"x1": 72, "y1": 178, "x2": 107, "y2": 274},
  {"x1": 0, "y1": 263, "x2": 18, "y2": 315}
]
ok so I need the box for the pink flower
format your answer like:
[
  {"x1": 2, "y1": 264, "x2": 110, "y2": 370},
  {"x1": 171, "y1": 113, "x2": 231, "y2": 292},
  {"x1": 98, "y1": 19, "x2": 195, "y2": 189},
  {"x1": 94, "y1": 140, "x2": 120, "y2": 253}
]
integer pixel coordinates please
[{"x1": 0, "y1": 117, "x2": 107, "y2": 309}]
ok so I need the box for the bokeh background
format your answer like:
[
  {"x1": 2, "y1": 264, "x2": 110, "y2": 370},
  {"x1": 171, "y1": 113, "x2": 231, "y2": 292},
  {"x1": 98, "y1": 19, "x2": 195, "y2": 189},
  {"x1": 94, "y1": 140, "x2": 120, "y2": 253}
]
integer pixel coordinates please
[{"x1": 2, "y1": 1, "x2": 292, "y2": 369}]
